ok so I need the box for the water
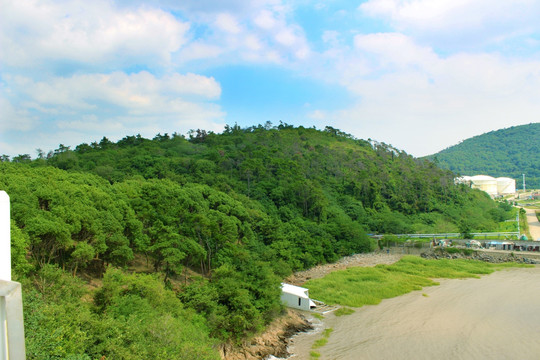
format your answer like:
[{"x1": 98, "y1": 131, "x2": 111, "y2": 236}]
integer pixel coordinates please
[{"x1": 289, "y1": 266, "x2": 540, "y2": 360}]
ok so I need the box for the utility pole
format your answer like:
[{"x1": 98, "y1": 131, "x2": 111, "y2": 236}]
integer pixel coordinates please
[{"x1": 523, "y1": 174, "x2": 526, "y2": 193}]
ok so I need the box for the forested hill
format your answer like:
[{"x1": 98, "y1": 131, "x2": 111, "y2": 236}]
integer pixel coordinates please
[
  {"x1": 426, "y1": 123, "x2": 540, "y2": 189},
  {"x1": 1, "y1": 124, "x2": 514, "y2": 359}
]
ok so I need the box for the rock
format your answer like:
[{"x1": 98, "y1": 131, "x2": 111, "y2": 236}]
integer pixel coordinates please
[{"x1": 220, "y1": 309, "x2": 313, "y2": 360}]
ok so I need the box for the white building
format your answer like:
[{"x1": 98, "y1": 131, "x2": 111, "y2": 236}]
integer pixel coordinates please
[{"x1": 281, "y1": 283, "x2": 316, "y2": 311}]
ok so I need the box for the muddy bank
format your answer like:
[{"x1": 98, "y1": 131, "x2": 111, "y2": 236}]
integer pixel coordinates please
[{"x1": 220, "y1": 309, "x2": 312, "y2": 360}]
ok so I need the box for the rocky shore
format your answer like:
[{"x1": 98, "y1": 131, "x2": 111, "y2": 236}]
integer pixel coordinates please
[
  {"x1": 420, "y1": 249, "x2": 540, "y2": 264},
  {"x1": 220, "y1": 309, "x2": 312, "y2": 360}
]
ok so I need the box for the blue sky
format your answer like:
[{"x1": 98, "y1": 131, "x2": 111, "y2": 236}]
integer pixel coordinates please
[{"x1": 1, "y1": 0, "x2": 540, "y2": 158}]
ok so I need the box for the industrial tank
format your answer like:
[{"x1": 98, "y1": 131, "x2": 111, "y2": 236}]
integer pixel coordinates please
[
  {"x1": 496, "y1": 177, "x2": 516, "y2": 195},
  {"x1": 470, "y1": 175, "x2": 498, "y2": 196}
]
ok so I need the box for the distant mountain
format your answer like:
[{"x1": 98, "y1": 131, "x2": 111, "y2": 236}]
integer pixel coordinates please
[{"x1": 426, "y1": 123, "x2": 540, "y2": 189}]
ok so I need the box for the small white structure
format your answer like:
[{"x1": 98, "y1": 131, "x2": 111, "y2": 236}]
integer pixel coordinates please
[
  {"x1": 281, "y1": 283, "x2": 316, "y2": 311},
  {"x1": 496, "y1": 177, "x2": 516, "y2": 195}
]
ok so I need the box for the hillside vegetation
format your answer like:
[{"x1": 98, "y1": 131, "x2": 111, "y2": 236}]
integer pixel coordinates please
[
  {"x1": 427, "y1": 123, "x2": 540, "y2": 189},
  {"x1": 1, "y1": 124, "x2": 515, "y2": 359}
]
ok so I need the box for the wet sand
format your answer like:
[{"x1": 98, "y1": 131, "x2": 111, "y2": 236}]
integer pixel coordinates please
[{"x1": 289, "y1": 266, "x2": 540, "y2": 360}]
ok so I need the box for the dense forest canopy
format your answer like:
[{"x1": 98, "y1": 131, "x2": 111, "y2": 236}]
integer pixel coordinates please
[
  {"x1": 426, "y1": 123, "x2": 540, "y2": 189},
  {"x1": 1, "y1": 124, "x2": 515, "y2": 359}
]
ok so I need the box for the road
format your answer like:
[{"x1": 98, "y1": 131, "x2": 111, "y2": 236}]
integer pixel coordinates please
[{"x1": 525, "y1": 208, "x2": 540, "y2": 241}]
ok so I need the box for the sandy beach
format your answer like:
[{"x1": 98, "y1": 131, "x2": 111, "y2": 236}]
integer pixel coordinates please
[{"x1": 288, "y1": 265, "x2": 540, "y2": 360}]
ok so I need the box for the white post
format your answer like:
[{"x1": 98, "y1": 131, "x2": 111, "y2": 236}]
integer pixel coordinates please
[
  {"x1": 0, "y1": 191, "x2": 10, "y2": 359},
  {"x1": 0, "y1": 191, "x2": 10, "y2": 282},
  {"x1": 1, "y1": 294, "x2": 6, "y2": 360}
]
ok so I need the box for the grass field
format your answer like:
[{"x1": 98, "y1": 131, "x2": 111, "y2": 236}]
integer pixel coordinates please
[{"x1": 305, "y1": 256, "x2": 531, "y2": 308}]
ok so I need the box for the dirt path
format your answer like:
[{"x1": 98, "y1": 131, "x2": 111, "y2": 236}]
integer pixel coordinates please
[
  {"x1": 525, "y1": 208, "x2": 540, "y2": 241},
  {"x1": 285, "y1": 252, "x2": 402, "y2": 286}
]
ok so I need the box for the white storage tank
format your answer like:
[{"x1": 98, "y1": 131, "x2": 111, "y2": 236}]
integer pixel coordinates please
[
  {"x1": 496, "y1": 177, "x2": 516, "y2": 195},
  {"x1": 470, "y1": 175, "x2": 498, "y2": 196}
]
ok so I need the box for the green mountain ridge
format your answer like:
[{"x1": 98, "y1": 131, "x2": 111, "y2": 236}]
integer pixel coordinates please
[{"x1": 426, "y1": 123, "x2": 540, "y2": 189}]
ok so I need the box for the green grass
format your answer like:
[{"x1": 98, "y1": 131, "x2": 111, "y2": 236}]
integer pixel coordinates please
[
  {"x1": 310, "y1": 351, "x2": 321, "y2": 359},
  {"x1": 334, "y1": 307, "x2": 355, "y2": 316},
  {"x1": 312, "y1": 312, "x2": 324, "y2": 320},
  {"x1": 305, "y1": 256, "x2": 531, "y2": 308},
  {"x1": 443, "y1": 247, "x2": 475, "y2": 256},
  {"x1": 312, "y1": 328, "x2": 334, "y2": 349},
  {"x1": 312, "y1": 337, "x2": 329, "y2": 349}
]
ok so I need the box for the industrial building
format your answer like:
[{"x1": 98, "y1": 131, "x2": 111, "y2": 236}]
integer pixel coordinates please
[{"x1": 455, "y1": 175, "x2": 516, "y2": 197}]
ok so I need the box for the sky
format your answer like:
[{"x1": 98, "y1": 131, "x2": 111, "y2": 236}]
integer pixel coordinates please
[{"x1": 1, "y1": 0, "x2": 540, "y2": 158}]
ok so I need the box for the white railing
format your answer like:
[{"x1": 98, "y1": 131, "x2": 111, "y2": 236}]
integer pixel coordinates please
[
  {"x1": 0, "y1": 191, "x2": 26, "y2": 360},
  {"x1": 396, "y1": 232, "x2": 520, "y2": 238},
  {"x1": 372, "y1": 232, "x2": 519, "y2": 239}
]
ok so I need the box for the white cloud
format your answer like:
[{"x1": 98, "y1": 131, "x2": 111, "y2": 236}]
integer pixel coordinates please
[
  {"x1": 0, "y1": 0, "x2": 189, "y2": 69},
  {"x1": 359, "y1": 0, "x2": 540, "y2": 46},
  {"x1": 244, "y1": 35, "x2": 263, "y2": 51},
  {"x1": 0, "y1": 0, "x2": 312, "y2": 72},
  {"x1": 0, "y1": 97, "x2": 37, "y2": 131},
  {"x1": 275, "y1": 29, "x2": 297, "y2": 46},
  {"x1": 16, "y1": 71, "x2": 220, "y2": 109},
  {"x1": 175, "y1": 2, "x2": 311, "y2": 65},
  {"x1": 353, "y1": 33, "x2": 437, "y2": 70},
  {"x1": 322, "y1": 31, "x2": 340, "y2": 45},
  {"x1": 254, "y1": 9, "x2": 278, "y2": 29},
  {"x1": 360, "y1": 0, "x2": 472, "y2": 24},
  {"x1": 359, "y1": 0, "x2": 535, "y2": 27},
  {"x1": 307, "y1": 109, "x2": 327, "y2": 120},
  {"x1": 1, "y1": 70, "x2": 225, "y2": 155},
  {"x1": 312, "y1": 33, "x2": 540, "y2": 156},
  {"x1": 215, "y1": 13, "x2": 242, "y2": 34}
]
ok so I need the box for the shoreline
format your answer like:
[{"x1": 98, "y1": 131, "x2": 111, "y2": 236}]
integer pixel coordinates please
[
  {"x1": 222, "y1": 250, "x2": 539, "y2": 359},
  {"x1": 221, "y1": 251, "x2": 402, "y2": 360}
]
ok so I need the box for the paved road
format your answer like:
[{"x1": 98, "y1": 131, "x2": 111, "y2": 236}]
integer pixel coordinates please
[{"x1": 525, "y1": 208, "x2": 540, "y2": 241}]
